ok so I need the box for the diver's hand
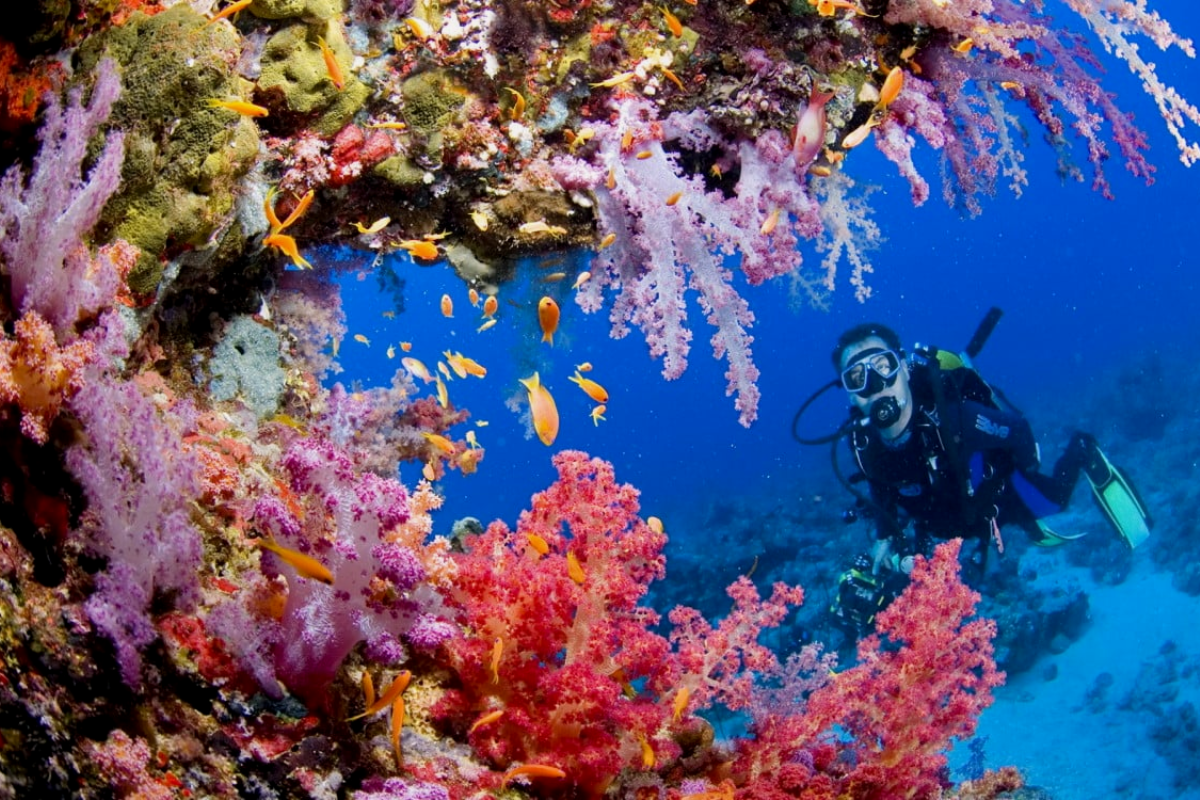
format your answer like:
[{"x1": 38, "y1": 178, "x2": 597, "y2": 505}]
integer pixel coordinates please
[{"x1": 871, "y1": 540, "x2": 914, "y2": 575}]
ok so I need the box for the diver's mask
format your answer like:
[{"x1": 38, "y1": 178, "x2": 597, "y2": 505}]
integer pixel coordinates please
[{"x1": 840, "y1": 348, "x2": 902, "y2": 396}]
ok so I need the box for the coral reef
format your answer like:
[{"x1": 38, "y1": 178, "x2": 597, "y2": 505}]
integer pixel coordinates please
[{"x1": 0, "y1": 0, "x2": 1195, "y2": 796}]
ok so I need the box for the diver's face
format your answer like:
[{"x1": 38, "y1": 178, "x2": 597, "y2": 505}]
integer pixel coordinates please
[{"x1": 839, "y1": 336, "x2": 912, "y2": 435}]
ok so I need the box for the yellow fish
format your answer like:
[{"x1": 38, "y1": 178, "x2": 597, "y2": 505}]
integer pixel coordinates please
[
  {"x1": 257, "y1": 539, "x2": 333, "y2": 585},
  {"x1": 569, "y1": 371, "x2": 608, "y2": 404}
]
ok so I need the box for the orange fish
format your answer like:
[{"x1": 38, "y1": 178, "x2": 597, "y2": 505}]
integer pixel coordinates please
[
  {"x1": 440, "y1": 294, "x2": 453, "y2": 318},
  {"x1": 590, "y1": 405, "x2": 606, "y2": 425},
  {"x1": 526, "y1": 533, "x2": 551, "y2": 555},
  {"x1": 317, "y1": 36, "x2": 345, "y2": 90},
  {"x1": 207, "y1": 0, "x2": 252, "y2": 24},
  {"x1": 208, "y1": 98, "x2": 269, "y2": 117},
  {"x1": 501, "y1": 765, "x2": 566, "y2": 788},
  {"x1": 422, "y1": 432, "x2": 456, "y2": 454},
  {"x1": 401, "y1": 239, "x2": 440, "y2": 261},
  {"x1": 520, "y1": 372, "x2": 559, "y2": 446},
  {"x1": 568, "y1": 371, "x2": 608, "y2": 403},
  {"x1": 264, "y1": 233, "x2": 313, "y2": 270},
  {"x1": 567, "y1": 551, "x2": 586, "y2": 584},
  {"x1": 877, "y1": 66, "x2": 905, "y2": 108},
  {"x1": 538, "y1": 297, "x2": 560, "y2": 344},
  {"x1": 469, "y1": 709, "x2": 504, "y2": 734},
  {"x1": 489, "y1": 636, "x2": 504, "y2": 683},
  {"x1": 661, "y1": 6, "x2": 683, "y2": 37},
  {"x1": 257, "y1": 539, "x2": 333, "y2": 584},
  {"x1": 347, "y1": 670, "x2": 411, "y2": 721},
  {"x1": 482, "y1": 295, "x2": 499, "y2": 318}
]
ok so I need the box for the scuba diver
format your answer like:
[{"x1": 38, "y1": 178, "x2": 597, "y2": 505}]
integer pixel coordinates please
[{"x1": 793, "y1": 310, "x2": 1153, "y2": 639}]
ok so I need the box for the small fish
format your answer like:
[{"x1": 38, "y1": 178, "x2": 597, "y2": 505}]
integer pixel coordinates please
[
  {"x1": 572, "y1": 271, "x2": 592, "y2": 289},
  {"x1": 422, "y1": 461, "x2": 437, "y2": 481},
  {"x1": 476, "y1": 420, "x2": 489, "y2": 427},
  {"x1": 278, "y1": 189, "x2": 314, "y2": 232},
  {"x1": 482, "y1": 295, "x2": 499, "y2": 318},
  {"x1": 468, "y1": 287, "x2": 480, "y2": 306},
  {"x1": 877, "y1": 65, "x2": 905, "y2": 108},
  {"x1": 590, "y1": 71, "x2": 637, "y2": 88},
  {"x1": 477, "y1": 319, "x2": 498, "y2": 333},
  {"x1": 660, "y1": 67, "x2": 686, "y2": 92},
  {"x1": 606, "y1": 166, "x2": 617, "y2": 189},
  {"x1": 257, "y1": 539, "x2": 333, "y2": 585},
  {"x1": 598, "y1": 232, "x2": 617, "y2": 250},
  {"x1": 422, "y1": 432, "x2": 456, "y2": 454},
  {"x1": 792, "y1": 89, "x2": 834, "y2": 172},
  {"x1": 400, "y1": 239, "x2": 439, "y2": 261},
  {"x1": 665, "y1": 190, "x2": 683, "y2": 206},
  {"x1": 647, "y1": 516, "x2": 665, "y2": 534},
  {"x1": 470, "y1": 210, "x2": 489, "y2": 230},
  {"x1": 504, "y1": 87, "x2": 526, "y2": 120},
  {"x1": 489, "y1": 637, "x2": 504, "y2": 683},
  {"x1": 635, "y1": 150, "x2": 654, "y2": 160},
  {"x1": 361, "y1": 670, "x2": 376, "y2": 710},
  {"x1": 951, "y1": 37, "x2": 974, "y2": 54},
  {"x1": 541, "y1": 272, "x2": 567, "y2": 283},
  {"x1": 390, "y1": 695, "x2": 404, "y2": 768},
  {"x1": 576, "y1": 362, "x2": 593, "y2": 372},
  {"x1": 400, "y1": 341, "x2": 413, "y2": 352},
  {"x1": 437, "y1": 361, "x2": 453, "y2": 381},
  {"x1": 661, "y1": 6, "x2": 683, "y2": 37},
  {"x1": 500, "y1": 764, "x2": 567, "y2": 789},
  {"x1": 468, "y1": 710, "x2": 504, "y2": 734},
  {"x1": 403, "y1": 16, "x2": 434, "y2": 39},
  {"x1": 672, "y1": 686, "x2": 689, "y2": 723},
  {"x1": 567, "y1": 551, "x2": 586, "y2": 584},
  {"x1": 761, "y1": 208, "x2": 782, "y2": 235},
  {"x1": 386, "y1": 345, "x2": 396, "y2": 359},
  {"x1": 316, "y1": 36, "x2": 345, "y2": 90},
  {"x1": 440, "y1": 294, "x2": 454, "y2": 318},
  {"x1": 465, "y1": 430, "x2": 481, "y2": 449},
  {"x1": 401, "y1": 357, "x2": 434, "y2": 383},
  {"x1": 526, "y1": 532, "x2": 550, "y2": 555},
  {"x1": 354, "y1": 216, "x2": 391, "y2": 234},
  {"x1": 538, "y1": 297, "x2": 560, "y2": 345},
  {"x1": 347, "y1": 670, "x2": 411, "y2": 721},
  {"x1": 590, "y1": 405, "x2": 606, "y2": 425},
  {"x1": 208, "y1": 98, "x2": 270, "y2": 118},
  {"x1": 435, "y1": 375, "x2": 449, "y2": 408},
  {"x1": 382, "y1": 310, "x2": 396, "y2": 319},
  {"x1": 366, "y1": 121, "x2": 408, "y2": 130},
  {"x1": 354, "y1": 333, "x2": 370, "y2": 346},
  {"x1": 518, "y1": 220, "x2": 567, "y2": 236},
  {"x1": 520, "y1": 372, "x2": 559, "y2": 446},
  {"x1": 638, "y1": 733, "x2": 655, "y2": 769},
  {"x1": 569, "y1": 371, "x2": 608, "y2": 404},
  {"x1": 206, "y1": 0, "x2": 252, "y2": 25},
  {"x1": 264, "y1": 233, "x2": 312, "y2": 269},
  {"x1": 841, "y1": 121, "x2": 874, "y2": 149}
]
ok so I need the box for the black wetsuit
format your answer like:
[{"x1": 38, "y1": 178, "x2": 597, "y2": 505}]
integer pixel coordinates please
[{"x1": 848, "y1": 361, "x2": 1092, "y2": 559}]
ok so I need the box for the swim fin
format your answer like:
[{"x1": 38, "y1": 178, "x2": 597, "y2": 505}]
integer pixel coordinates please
[
  {"x1": 1083, "y1": 445, "x2": 1152, "y2": 549},
  {"x1": 1029, "y1": 520, "x2": 1088, "y2": 547}
]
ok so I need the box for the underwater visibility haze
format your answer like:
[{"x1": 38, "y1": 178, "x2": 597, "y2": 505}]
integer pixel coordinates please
[{"x1": 0, "y1": 0, "x2": 1197, "y2": 797}]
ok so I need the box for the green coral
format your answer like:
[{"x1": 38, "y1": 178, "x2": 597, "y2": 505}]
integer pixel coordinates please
[
  {"x1": 400, "y1": 70, "x2": 467, "y2": 135},
  {"x1": 250, "y1": 0, "x2": 344, "y2": 21},
  {"x1": 76, "y1": 5, "x2": 261, "y2": 294},
  {"x1": 257, "y1": 22, "x2": 369, "y2": 135}
]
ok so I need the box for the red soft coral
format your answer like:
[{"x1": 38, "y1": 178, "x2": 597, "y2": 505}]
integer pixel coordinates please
[{"x1": 733, "y1": 539, "x2": 1003, "y2": 800}]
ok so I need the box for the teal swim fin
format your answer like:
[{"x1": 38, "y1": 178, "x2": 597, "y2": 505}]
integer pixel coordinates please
[{"x1": 1084, "y1": 447, "x2": 1152, "y2": 549}]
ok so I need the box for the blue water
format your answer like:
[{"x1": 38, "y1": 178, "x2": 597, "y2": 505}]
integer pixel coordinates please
[{"x1": 331, "y1": 0, "x2": 1197, "y2": 535}]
